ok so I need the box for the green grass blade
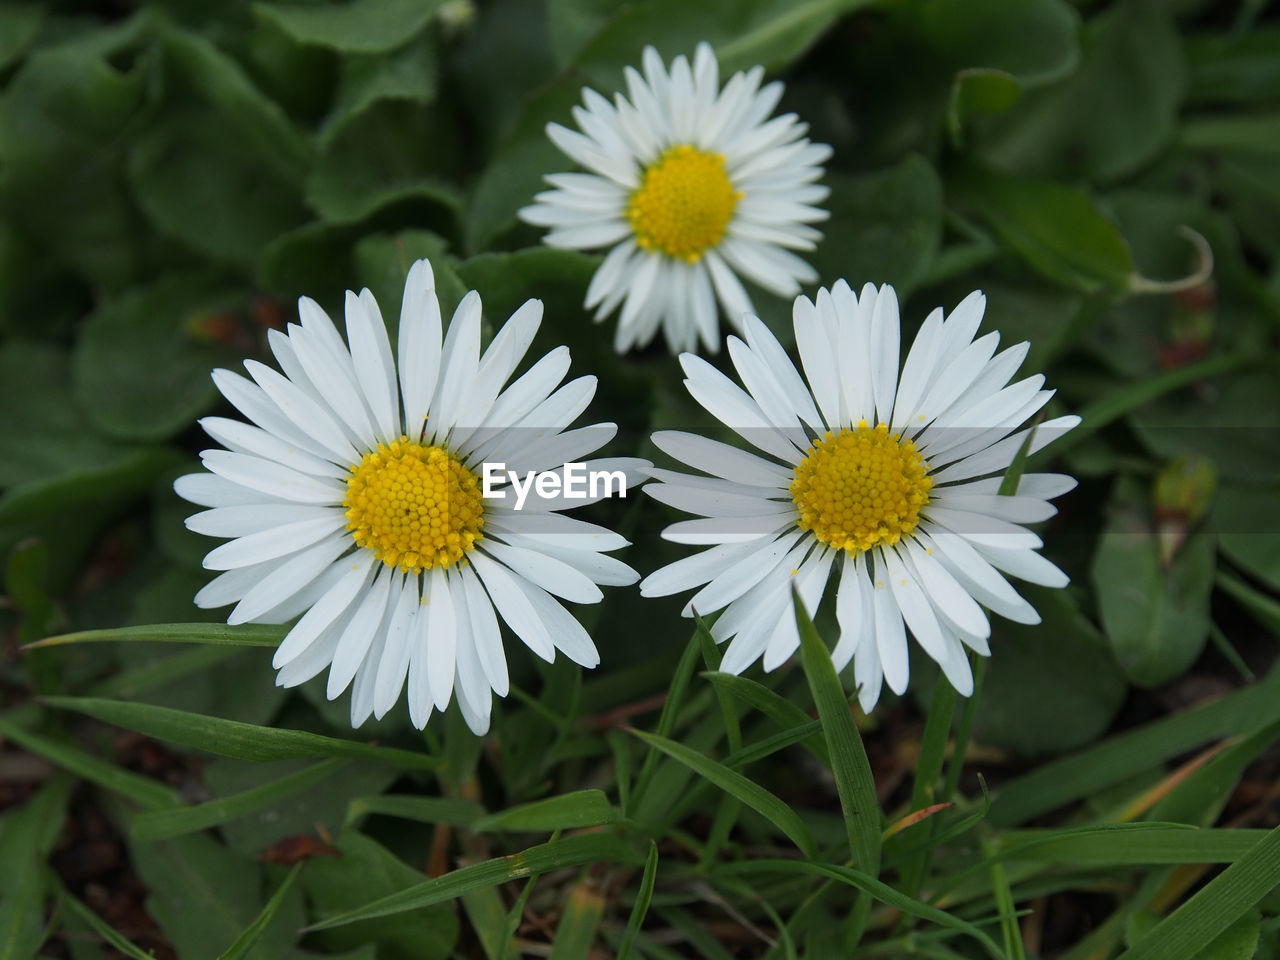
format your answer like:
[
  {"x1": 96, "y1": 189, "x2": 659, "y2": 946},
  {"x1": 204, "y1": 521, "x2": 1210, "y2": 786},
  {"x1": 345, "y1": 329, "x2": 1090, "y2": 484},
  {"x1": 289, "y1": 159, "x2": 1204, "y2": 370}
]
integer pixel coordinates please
[
  {"x1": 630, "y1": 625, "x2": 704, "y2": 815},
  {"x1": 997, "y1": 827, "x2": 1267, "y2": 865},
  {"x1": 700, "y1": 670, "x2": 830, "y2": 764},
  {"x1": 1116, "y1": 824, "x2": 1280, "y2": 960},
  {"x1": 303, "y1": 833, "x2": 639, "y2": 930},
  {"x1": 132, "y1": 759, "x2": 346, "y2": 842},
  {"x1": 474, "y1": 789, "x2": 616, "y2": 833},
  {"x1": 718, "y1": 858, "x2": 1004, "y2": 960},
  {"x1": 616, "y1": 841, "x2": 659, "y2": 960},
  {"x1": 547, "y1": 882, "x2": 605, "y2": 960},
  {"x1": 41, "y1": 696, "x2": 437, "y2": 769},
  {"x1": 344, "y1": 794, "x2": 484, "y2": 829},
  {"x1": 989, "y1": 665, "x2": 1280, "y2": 826},
  {"x1": 626, "y1": 727, "x2": 816, "y2": 859},
  {"x1": 794, "y1": 589, "x2": 881, "y2": 874},
  {"x1": 0, "y1": 715, "x2": 178, "y2": 810},
  {"x1": 60, "y1": 890, "x2": 154, "y2": 960},
  {"x1": 216, "y1": 863, "x2": 302, "y2": 960},
  {"x1": 24, "y1": 622, "x2": 285, "y2": 650}
]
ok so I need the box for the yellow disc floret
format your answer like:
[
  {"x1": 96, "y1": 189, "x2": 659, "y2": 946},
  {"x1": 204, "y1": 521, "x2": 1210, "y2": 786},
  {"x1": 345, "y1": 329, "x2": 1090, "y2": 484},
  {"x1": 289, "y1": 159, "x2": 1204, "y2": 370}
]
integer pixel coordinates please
[
  {"x1": 626, "y1": 144, "x2": 741, "y2": 262},
  {"x1": 790, "y1": 421, "x2": 932, "y2": 553},
  {"x1": 343, "y1": 437, "x2": 484, "y2": 573}
]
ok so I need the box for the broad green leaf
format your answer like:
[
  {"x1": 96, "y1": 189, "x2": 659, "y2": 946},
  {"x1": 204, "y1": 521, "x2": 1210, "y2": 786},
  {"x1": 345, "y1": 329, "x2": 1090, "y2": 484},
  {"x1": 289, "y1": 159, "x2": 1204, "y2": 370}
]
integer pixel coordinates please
[
  {"x1": 354, "y1": 230, "x2": 467, "y2": 331},
  {"x1": 0, "y1": 716, "x2": 178, "y2": 810},
  {"x1": 126, "y1": 832, "x2": 302, "y2": 960},
  {"x1": 27, "y1": 622, "x2": 285, "y2": 651},
  {"x1": 547, "y1": 0, "x2": 629, "y2": 66},
  {"x1": 217, "y1": 864, "x2": 303, "y2": 960},
  {"x1": 1199, "y1": 910, "x2": 1260, "y2": 960},
  {"x1": 974, "y1": 587, "x2": 1127, "y2": 756},
  {"x1": 132, "y1": 760, "x2": 346, "y2": 842},
  {"x1": 0, "y1": 46, "x2": 149, "y2": 287},
  {"x1": 917, "y1": 0, "x2": 1080, "y2": 87},
  {"x1": 306, "y1": 101, "x2": 461, "y2": 226},
  {"x1": 950, "y1": 163, "x2": 1135, "y2": 293},
  {"x1": 616, "y1": 841, "x2": 659, "y2": 960},
  {"x1": 977, "y1": 0, "x2": 1185, "y2": 181},
  {"x1": 0, "y1": 2, "x2": 42, "y2": 71},
  {"x1": 72, "y1": 274, "x2": 241, "y2": 442},
  {"x1": 321, "y1": 32, "x2": 439, "y2": 146},
  {"x1": 577, "y1": 0, "x2": 878, "y2": 80},
  {"x1": 1092, "y1": 497, "x2": 1215, "y2": 688},
  {"x1": 128, "y1": 27, "x2": 310, "y2": 266},
  {"x1": 628, "y1": 727, "x2": 816, "y2": 858},
  {"x1": 256, "y1": 0, "x2": 447, "y2": 53},
  {"x1": 947, "y1": 68, "x2": 1022, "y2": 145},
  {"x1": 41, "y1": 696, "x2": 438, "y2": 769},
  {"x1": 305, "y1": 833, "x2": 640, "y2": 929},
  {"x1": 794, "y1": 591, "x2": 881, "y2": 873},
  {"x1": 808, "y1": 156, "x2": 943, "y2": 297},
  {"x1": 301, "y1": 832, "x2": 458, "y2": 960},
  {"x1": 474, "y1": 789, "x2": 616, "y2": 833},
  {"x1": 1117, "y1": 824, "x2": 1280, "y2": 960},
  {"x1": 0, "y1": 778, "x2": 73, "y2": 960}
]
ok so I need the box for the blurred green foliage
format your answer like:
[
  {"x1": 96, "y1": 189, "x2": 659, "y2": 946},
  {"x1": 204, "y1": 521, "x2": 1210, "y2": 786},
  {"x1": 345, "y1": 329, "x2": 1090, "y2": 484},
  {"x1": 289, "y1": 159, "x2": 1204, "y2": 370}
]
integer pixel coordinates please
[{"x1": 1, "y1": 0, "x2": 1279, "y2": 957}]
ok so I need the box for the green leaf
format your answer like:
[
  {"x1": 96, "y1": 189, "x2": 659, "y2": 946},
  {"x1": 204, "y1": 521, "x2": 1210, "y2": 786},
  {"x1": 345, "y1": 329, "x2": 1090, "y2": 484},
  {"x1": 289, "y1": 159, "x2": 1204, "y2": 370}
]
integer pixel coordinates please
[
  {"x1": 128, "y1": 27, "x2": 310, "y2": 266},
  {"x1": 256, "y1": 0, "x2": 447, "y2": 53},
  {"x1": 976, "y1": 0, "x2": 1185, "y2": 182},
  {"x1": 700, "y1": 671, "x2": 829, "y2": 764},
  {"x1": 989, "y1": 664, "x2": 1280, "y2": 827},
  {"x1": 616, "y1": 841, "x2": 659, "y2": 960},
  {"x1": 719, "y1": 858, "x2": 1004, "y2": 959},
  {"x1": 41, "y1": 696, "x2": 438, "y2": 769},
  {"x1": 548, "y1": 882, "x2": 606, "y2": 960},
  {"x1": 321, "y1": 31, "x2": 438, "y2": 146},
  {"x1": 302, "y1": 831, "x2": 458, "y2": 960},
  {"x1": 126, "y1": 832, "x2": 302, "y2": 960},
  {"x1": 305, "y1": 833, "x2": 640, "y2": 930},
  {"x1": 997, "y1": 827, "x2": 1266, "y2": 865},
  {"x1": 950, "y1": 163, "x2": 1135, "y2": 293},
  {"x1": 974, "y1": 587, "x2": 1127, "y2": 756},
  {"x1": 72, "y1": 274, "x2": 242, "y2": 442},
  {"x1": 1117, "y1": 824, "x2": 1280, "y2": 960},
  {"x1": 0, "y1": 715, "x2": 178, "y2": 810},
  {"x1": 808, "y1": 156, "x2": 943, "y2": 297},
  {"x1": 577, "y1": 0, "x2": 878, "y2": 80},
  {"x1": 794, "y1": 590, "x2": 881, "y2": 873},
  {"x1": 345, "y1": 794, "x2": 484, "y2": 828},
  {"x1": 474, "y1": 789, "x2": 617, "y2": 833},
  {"x1": 0, "y1": 2, "x2": 43, "y2": 71},
  {"x1": 60, "y1": 890, "x2": 155, "y2": 960},
  {"x1": 306, "y1": 101, "x2": 461, "y2": 226},
  {"x1": 26, "y1": 622, "x2": 286, "y2": 651},
  {"x1": 132, "y1": 759, "x2": 346, "y2": 842},
  {"x1": 547, "y1": 0, "x2": 628, "y2": 66},
  {"x1": 217, "y1": 864, "x2": 303, "y2": 960},
  {"x1": 1092, "y1": 486, "x2": 1215, "y2": 687},
  {"x1": 1199, "y1": 910, "x2": 1261, "y2": 960},
  {"x1": 0, "y1": 777, "x2": 73, "y2": 960},
  {"x1": 627, "y1": 727, "x2": 816, "y2": 858},
  {"x1": 0, "y1": 46, "x2": 149, "y2": 287}
]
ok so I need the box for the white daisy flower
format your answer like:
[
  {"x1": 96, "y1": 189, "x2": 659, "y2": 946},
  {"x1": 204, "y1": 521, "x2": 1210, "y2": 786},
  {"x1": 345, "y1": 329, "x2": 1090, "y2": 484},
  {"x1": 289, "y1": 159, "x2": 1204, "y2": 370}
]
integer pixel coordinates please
[
  {"x1": 639, "y1": 282, "x2": 1080, "y2": 711},
  {"x1": 519, "y1": 42, "x2": 831, "y2": 355},
  {"x1": 176, "y1": 260, "x2": 646, "y2": 734}
]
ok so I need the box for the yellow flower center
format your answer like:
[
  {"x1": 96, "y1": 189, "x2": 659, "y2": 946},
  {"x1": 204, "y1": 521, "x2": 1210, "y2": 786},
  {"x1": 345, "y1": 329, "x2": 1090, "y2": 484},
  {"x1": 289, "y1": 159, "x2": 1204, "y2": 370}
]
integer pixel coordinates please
[
  {"x1": 343, "y1": 437, "x2": 484, "y2": 573},
  {"x1": 790, "y1": 421, "x2": 933, "y2": 553},
  {"x1": 626, "y1": 144, "x2": 741, "y2": 263}
]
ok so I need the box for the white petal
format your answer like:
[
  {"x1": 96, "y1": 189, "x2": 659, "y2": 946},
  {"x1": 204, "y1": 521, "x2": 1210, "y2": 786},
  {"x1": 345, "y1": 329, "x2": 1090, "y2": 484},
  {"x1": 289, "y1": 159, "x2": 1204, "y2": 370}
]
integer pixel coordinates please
[
  {"x1": 273, "y1": 554, "x2": 375, "y2": 668},
  {"x1": 346, "y1": 290, "x2": 401, "y2": 444},
  {"x1": 398, "y1": 259, "x2": 443, "y2": 442},
  {"x1": 203, "y1": 515, "x2": 346, "y2": 570},
  {"x1": 227, "y1": 535, "x2": 351, "y2": 625}
]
